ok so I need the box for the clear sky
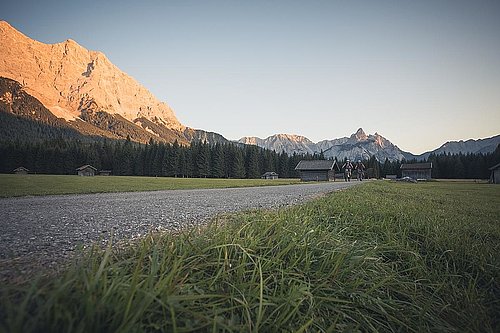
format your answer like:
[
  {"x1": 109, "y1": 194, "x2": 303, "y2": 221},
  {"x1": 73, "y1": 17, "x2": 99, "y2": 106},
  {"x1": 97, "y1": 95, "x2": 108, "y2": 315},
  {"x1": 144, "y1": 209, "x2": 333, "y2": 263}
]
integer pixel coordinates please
[{"x1": 2, "y1": 0, "x2": 500, "y2": 154}]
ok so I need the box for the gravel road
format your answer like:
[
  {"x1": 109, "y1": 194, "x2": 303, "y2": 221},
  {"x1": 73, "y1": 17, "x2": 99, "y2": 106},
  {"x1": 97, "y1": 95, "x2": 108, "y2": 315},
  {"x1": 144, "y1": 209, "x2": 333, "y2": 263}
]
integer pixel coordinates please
[{"x1": 0, "y1": 181, "x2": 360, "y2": 280}]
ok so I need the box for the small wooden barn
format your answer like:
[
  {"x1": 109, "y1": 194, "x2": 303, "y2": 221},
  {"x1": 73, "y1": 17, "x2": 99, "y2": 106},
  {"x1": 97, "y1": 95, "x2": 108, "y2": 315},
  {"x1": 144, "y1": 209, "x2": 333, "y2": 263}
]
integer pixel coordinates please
[
  {"x1": 489, "y1": 162, "x2": 500, "y2": 184},
  {"x1": 400, "y1": 162, "x2": 432, "y2": 180},
  {"x1": 295, "y1": 160, "x2": 338, "y2": 181},
  {"x1": 99, "y1": 170, "x2": 112, "y2": 176},
  {"x1": 13, "y1": 166, "x2": 29, "y2": 175},
  {"x1": 261, "y1": 171, "x2": 278, "y2": 180},
  {"x1": 76, "y1": 165, "x2": 97, "y2": 176}
]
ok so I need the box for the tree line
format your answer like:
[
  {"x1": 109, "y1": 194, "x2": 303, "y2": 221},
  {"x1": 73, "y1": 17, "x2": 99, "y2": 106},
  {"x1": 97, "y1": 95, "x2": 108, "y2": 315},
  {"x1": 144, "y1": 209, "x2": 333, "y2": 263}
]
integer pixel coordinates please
[
  {"x1": 374, "y1": 145, "x2": 500, "y2": 179},
  {"x1": 0, "y1": 138, "x2": 314, "y2": 178},
  {"x1": 1, "y1": 137, "x2": 498, "y2": 179}
]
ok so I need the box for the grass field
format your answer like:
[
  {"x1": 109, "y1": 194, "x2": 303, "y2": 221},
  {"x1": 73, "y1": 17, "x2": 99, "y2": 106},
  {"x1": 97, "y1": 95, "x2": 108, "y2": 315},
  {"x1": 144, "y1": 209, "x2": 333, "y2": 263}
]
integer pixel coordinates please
[
  {"x1": 0, "y1": 181, "x2": 499, "y2": 332},
  {"x1": 0, "y1": 174, "x2": 301, "y2": 197}
]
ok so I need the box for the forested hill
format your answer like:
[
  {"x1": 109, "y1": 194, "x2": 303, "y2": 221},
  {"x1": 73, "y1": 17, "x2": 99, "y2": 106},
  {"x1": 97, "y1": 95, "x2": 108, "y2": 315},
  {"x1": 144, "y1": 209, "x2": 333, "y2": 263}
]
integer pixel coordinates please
[{"x1": 0, "y1": 77, "x2": 228, "y2": 145}]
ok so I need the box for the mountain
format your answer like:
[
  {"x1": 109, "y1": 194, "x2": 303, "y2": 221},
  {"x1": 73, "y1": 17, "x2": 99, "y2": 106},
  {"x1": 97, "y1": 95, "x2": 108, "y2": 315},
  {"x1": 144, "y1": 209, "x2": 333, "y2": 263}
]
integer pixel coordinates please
[
  {"x1": 239, "y1": 128, "x2": 407, "y2": 161},
  {"x1": 239, "y1": 134, "x2": 317, "y2": 155},
  {"x1": 411, "y1": 135, "x2": 500, "y2": 160},
  {"x1": 239, "y1": 128, "x2": 500, "y2": 162},
  {"x1": 0, "y1": 20, "x2": 227, "y2": 145},
  {"x1": 322, "y1": 128, "x2": 406, "y2": 161}
]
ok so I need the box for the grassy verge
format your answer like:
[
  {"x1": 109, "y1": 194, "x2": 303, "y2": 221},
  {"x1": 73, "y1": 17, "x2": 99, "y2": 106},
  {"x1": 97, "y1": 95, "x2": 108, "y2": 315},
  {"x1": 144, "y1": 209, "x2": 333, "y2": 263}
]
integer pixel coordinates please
[
  {"x1": 0, "y1": 174, "x2": 301, "y2": 197},
  {"x1": 0, "y1": 181, "x2": 499, "y2": 332}
]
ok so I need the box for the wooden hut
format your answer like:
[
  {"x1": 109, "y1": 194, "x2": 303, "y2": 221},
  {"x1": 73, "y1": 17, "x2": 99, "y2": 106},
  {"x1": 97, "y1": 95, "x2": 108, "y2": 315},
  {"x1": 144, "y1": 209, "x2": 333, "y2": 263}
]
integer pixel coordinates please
[
  {"x1": 13, "y1": 166, "x2": 29, "y2": 175},
  {"x1": 261, "y1": 171, "x2": 278, "y2": 180},
  {"x1": 400, "y1": 162, "x2": 432, "y2": 180},
  {"x1": 76, "y1": 165, "x2": 97, "y2": 176},
  {"x1": 295, "y1": 160, "x2": 338, "y2": 181},
  {"x1": 489, "y1": 162, "x2": 500, "y2": 184},
  {"x1": 99, "y1": 170, "x2": 112, "y2": 176}
]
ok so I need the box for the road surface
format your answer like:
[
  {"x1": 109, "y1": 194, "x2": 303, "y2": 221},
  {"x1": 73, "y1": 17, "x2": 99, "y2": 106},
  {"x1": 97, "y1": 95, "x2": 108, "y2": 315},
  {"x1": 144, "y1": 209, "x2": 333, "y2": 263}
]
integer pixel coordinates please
[{"x1": 0, "y1": 181, "x2": 361, "y2": 280}]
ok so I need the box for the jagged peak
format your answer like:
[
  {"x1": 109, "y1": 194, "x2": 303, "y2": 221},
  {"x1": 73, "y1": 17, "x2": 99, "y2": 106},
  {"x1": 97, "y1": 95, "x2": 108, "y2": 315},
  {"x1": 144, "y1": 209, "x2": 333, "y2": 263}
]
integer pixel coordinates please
[
  {"x1": 351, "y1": 127, "x2": 368, "y2": 141},
  {"x1": 1, "y1": 20, "x2": 95, "y2": 56}
]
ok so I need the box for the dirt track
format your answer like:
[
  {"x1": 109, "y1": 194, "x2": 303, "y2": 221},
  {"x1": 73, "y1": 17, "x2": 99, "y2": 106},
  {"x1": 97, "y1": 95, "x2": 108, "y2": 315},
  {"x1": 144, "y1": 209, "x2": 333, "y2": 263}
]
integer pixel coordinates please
[{"x1": 0, "y1": 181, "x2": 360, "y2": 279}]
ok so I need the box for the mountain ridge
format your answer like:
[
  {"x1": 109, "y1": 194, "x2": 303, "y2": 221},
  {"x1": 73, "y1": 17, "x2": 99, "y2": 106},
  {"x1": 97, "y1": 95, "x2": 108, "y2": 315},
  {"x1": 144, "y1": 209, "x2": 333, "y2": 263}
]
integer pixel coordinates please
[
  {"x1": 0, "y1": 20, "x2": 227, "y2": 145},
  {"x1": 408, "y1": 134, "x2": 500, "y2": 160},
  {"x1": 239, "y1": 128, "x2": 500, "y2": 162}
]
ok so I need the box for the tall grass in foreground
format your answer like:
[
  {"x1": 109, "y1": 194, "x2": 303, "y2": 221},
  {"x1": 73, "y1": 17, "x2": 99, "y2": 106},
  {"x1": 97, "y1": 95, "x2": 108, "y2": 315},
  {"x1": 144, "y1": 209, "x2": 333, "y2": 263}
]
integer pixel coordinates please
[{"x1": 0, "y1": 182, "x2": 499, "y2": 332}]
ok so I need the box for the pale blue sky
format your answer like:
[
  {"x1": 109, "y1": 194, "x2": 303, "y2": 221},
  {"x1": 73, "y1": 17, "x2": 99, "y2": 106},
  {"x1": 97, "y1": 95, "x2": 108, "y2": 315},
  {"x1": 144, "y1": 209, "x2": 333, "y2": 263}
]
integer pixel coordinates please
[{"x1": 2, "y1": 0, "x2": 500, "y2": 153}]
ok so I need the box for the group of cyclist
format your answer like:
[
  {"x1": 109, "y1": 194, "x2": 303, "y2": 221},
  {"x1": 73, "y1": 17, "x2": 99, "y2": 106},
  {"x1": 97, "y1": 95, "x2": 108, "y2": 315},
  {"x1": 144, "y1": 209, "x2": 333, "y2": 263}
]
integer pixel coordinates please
[{"x1": 341, "y1": 159, "x2": 365, "y2": 182}]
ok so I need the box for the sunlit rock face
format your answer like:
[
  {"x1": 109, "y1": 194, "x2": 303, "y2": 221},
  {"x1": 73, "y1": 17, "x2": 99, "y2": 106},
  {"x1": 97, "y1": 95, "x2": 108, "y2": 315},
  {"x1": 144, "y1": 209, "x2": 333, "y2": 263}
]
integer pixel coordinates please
[{"x1": 0, "y1": 20, "x2": 198, "y2": 143}]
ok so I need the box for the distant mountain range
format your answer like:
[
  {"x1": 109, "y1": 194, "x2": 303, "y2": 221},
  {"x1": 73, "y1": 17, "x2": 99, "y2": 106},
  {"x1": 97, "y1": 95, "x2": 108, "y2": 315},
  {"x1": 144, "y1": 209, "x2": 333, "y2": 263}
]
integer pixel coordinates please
[
  {"x1": 239, "y1": 129, "x2": 500, "y2": 162},
  {"x1": 1, "y1": 20, "x2": 498, "y2": 162},
  {"x1": 410, "y1": 135, "x2": 500, "y2": 160}
]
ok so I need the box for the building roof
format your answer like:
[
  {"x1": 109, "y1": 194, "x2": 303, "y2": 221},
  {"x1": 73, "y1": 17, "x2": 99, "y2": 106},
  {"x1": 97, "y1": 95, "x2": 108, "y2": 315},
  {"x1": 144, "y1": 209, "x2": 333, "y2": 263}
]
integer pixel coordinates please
[
  {"x1": 261, "y1": 171, "x2": 278, "y2": 176},
  {"x1": 400, "y1": 163, "x2": 432, "y2": 170},
  {"x1": 489, "y1": 162, "x2": 500, "y2": 171},
  {"x1": 295, "y1": 160, "x2": 337, "y2": 171},
  {"x1": 76, "y1": 164, "x2": 98, "y2": 171},
  {"x1": 13, "y1": 166, "x2": 29, "y2": 172}
]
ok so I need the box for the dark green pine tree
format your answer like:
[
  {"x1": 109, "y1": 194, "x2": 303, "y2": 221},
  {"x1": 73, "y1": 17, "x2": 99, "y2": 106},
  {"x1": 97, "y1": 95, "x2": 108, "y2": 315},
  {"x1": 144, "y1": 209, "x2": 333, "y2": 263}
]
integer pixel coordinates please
[
  {"x1": 178, "y1": 149, "x2": 188, "y2": 177},
  {"x1": 169, "y1": 140, "x2": 181, "y2": 177},
  {"x1": 197, "y1": 141, "x2": 211, "y2": 178},
  {"x1": 278, "y1": 152, "x2": 289, "y2": 178},
  {"x1": 134, "y1": 148, "x2": 145, "y2": 176},
  {"x1": 261, "y1": 150, "x2": 275, "y2": 174},
  {"x1": 231, "y1": 147, "x2": 245, "y2": 178},
  {"x1": 381, "y1": 158, "x2": 391, "y2": 178},
  {"x1": 189, "y1": 141, "x2": 200, "y2": 177},
  {"x1": 211, "y1": 143, "x2": 226, "y2": 178},
  {"x1": 368, "y1": 155, "x2": 380, "y2": 179},
  {"x1": 245, "y1": 146, "x2": 260, "y2": 179}
]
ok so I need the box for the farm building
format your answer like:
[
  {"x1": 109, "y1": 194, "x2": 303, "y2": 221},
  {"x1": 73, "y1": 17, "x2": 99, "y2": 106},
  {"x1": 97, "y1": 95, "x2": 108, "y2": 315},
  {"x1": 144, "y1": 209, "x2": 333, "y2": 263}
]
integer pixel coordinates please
[
  {"x1": 261, "y1": 171, "x2": 278, "y2": 180},
  {"x1": 76, "y1": 165, "x2": 97, "y2": 176},
  {"x1": 489, "y1": 162, "x2": 500, "y2": 184},
  {"x1": 99, "y1": 170, "x2": 112, "y2": 176},
  {"x1": 295, "y1": 160, "x2": 338, "y2": 181},
  {"x1": 13, "y1": 166, "x2": 29, "y2": 175},
  {"x1": 400, "y1": 163, "x2": 432, "y2": 180}
]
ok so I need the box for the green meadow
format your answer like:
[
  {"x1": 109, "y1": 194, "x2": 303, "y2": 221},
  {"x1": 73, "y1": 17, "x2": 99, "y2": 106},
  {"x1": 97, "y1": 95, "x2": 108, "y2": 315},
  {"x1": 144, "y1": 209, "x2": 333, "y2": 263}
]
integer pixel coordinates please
[
  {"x1": 1, "y1": 181, "x2": 499, "y2": 332},
  {"x1": 0, "y1": 174, "x2": 301, "y2": 197}
]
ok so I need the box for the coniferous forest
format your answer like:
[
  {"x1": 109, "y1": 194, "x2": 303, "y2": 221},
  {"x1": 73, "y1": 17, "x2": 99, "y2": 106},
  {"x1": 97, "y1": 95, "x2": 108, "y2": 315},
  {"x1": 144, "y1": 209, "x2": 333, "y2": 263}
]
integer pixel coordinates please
[
  {"x1": 377, "y1": 146, "x2": 500, "y2": 179},
  {"x1": 0, "y1": 138, "x2": 310, "y2": 178},
  {"x1": 0, "y1": 137, "x2": 498, "y2": 179}
]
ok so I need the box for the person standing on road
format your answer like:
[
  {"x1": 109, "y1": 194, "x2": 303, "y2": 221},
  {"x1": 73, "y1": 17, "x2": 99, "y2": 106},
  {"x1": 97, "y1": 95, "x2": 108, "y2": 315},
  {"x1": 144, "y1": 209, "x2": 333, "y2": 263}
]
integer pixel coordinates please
[
  {"x1": 355, "y1": 160, "x2": 366, "y2": 181},
  {"x1": 341, "y1": 159, "x2": 353, "y2": 182}
]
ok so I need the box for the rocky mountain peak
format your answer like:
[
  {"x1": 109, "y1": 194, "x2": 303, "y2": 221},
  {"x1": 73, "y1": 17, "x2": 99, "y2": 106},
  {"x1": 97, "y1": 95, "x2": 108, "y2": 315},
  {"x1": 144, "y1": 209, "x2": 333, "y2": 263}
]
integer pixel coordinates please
[
  {"x1": 0, "y1": 20, "x2": 184, "y2": 131},
  {"x1": 238, "y1": 128, "x2": 407, "y2": 161},
  {"x1": 351, "y1": 128, "x2": 368, "y2": 141}
]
